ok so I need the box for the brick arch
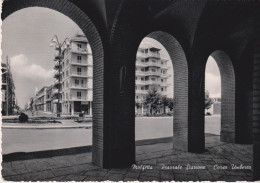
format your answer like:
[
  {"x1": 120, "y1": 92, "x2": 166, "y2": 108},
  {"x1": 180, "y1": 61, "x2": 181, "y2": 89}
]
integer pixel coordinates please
[
  {"x1": 146, "y1": 31, "x2": 189, "y2": 151},
  {"x1": 210, "y1": 50, "x2": 236, "y2": 143},
  {"x1": 2, "y1": 0, "x2": 104, "y2": 166}
]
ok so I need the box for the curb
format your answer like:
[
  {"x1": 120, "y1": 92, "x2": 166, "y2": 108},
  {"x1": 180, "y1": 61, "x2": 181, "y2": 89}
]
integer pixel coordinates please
[{"x1": 1, "y1": 125, "x2": 92, "y2": 129}]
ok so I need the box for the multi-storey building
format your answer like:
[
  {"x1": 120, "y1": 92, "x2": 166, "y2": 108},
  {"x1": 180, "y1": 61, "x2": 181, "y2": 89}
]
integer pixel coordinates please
[
  {"x1": 34, "y1": 86, "x2": 48, "y2": 111},
  {"x1": 58, "y1": 33, "x2": 93, "y2": 115},
  {"x1": 1, "y1": 57, "x2": 17, "y2": 116},
  {"x1": 135, "y1": 42, "x2": 171, "y2": 114}
]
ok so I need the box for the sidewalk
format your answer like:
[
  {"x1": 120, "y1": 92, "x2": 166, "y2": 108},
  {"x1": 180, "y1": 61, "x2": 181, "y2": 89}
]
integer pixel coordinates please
[{"x1": 2, "y1": 135, "x2": 253, "y2": 181}]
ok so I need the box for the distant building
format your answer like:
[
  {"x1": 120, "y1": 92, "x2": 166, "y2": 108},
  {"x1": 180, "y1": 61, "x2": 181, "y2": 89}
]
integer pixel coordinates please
[
  {"x1": 34, "y1": 86, "x2": 48, "y2": 111},
  {"x1": 135, "y1": 42, "x2": 171, "y2": 114},
  {"x1": 1, "y1": 57, "x2": 17, "y2": 116}
]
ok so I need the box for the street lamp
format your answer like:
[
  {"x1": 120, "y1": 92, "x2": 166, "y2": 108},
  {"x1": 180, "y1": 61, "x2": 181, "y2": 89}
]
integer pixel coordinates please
[{"x1": 50, "y1": 35, "x2": 70, "y2": 117}]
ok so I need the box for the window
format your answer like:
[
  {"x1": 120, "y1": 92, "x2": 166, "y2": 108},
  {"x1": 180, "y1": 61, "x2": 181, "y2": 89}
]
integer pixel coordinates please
[
  {"x1": 75, "y1": 79, "x2": 79, "y2": 86},
  {"x1": 141, "y1": 68, "x2": 145, "y2": 72},
  {"x1": 77, "y1": 56, "x2": 82, "y2": 63},
  {"x1": 141, "y1": 77, "x2": 144, "y2": 81},
  {"x1": 141, "y1": 59, "x2": 145, "y2": 62},
  {"x1": 136, "y1": 96, "x2": 138, "y2": 99},
  {"x1": 151, "y1": 78, "x2": 156, "y2": 81},
  {"x1": 141, "y1": 87, "x2": 144, "y2": 90},
  {"x1": 152, "y1": 60, "x2": 156, "y2": 63},
  {"x1": 161, "y1": 62, "x2": 164, "y2": 65},
  {"x1": 161, "y1": 88, "x2": 164, "y2": 91},
  {"x1": 77, "y1": 91, "x2": 81, "y2": 99},
  {"x1": 77, "y1": 43, "x2": 82, "y2": 49},
  {"x1": 152, "y1": 69, "x2": 156, "y2": 72},
  {"x1": 135, "y1": 77, "x2": 137, "y2": 80},
  {"x1": 145, "y1": 49, "x2": 148, "y2": 53},
  {"x1": 161, "y1": 79, "x2": 163, "y2": 82},
  {"x1": 77, "y1": 68, "x2": 82, "y2": 75}
]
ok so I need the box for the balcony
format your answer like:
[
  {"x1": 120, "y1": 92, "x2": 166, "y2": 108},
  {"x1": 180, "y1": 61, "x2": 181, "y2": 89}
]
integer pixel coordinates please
[
  {"x1": 161, "y1": 74, "x2": 171, "y2": 78},
  {"x1": 70, "y1": 96, "x2": 87, "y2": 101},
  {"x1": 53, "y1": 61, "x2": 62, "y2": 70},
  {"x1": 136, "y1": 71, "x2": 146, "y2": 76},
  {"x1": 70, "y1": 61, "x2": 90, "y2": 66},
  {"x1": 137, "y1": 52, "x2": 160, "y2": 59},
  {"x1": 54, "y1": 71, "x2": 62, "y2": 78},
  {"x1": 146, "y1": 52, "x2": 160, "y2": 58},
  {"x1": 70, "y1": 72, "x2": 90, "y2": 78},
  {"x1": 135, "y1": 90, "x2": 148, "y2": 94},
  {"x1": 136, "y1": 80, "x2": 160, "y2": 85},
  {"x1": 54, "y1": 52, "x2": 63, "y2": 61},
  {"x1": 145, "y1": 71, "x2": 161, "y2": 76},
  {"x1": 70, "y1": 84, "x2": 87, "y2": 89},
  {"x1": 70, "y1": 48, "x2": 88, "y2": 54}
]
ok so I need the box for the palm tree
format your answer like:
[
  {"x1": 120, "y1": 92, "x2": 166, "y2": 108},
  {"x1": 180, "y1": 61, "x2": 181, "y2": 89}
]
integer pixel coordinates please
[
  {"x1": 143, "y1": 87, "x2": 161, "y2": 115},
  {"x1": 168, "y1": 98, "x2": 174, "y2": 111},
  {"x1": 161, "y1": 96, "x2": 170, "y2": 114}
]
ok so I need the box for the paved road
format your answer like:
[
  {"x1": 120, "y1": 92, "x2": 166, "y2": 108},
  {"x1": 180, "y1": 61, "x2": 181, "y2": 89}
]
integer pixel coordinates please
[{"x1": 2, "y1": 116, "x2": 220, "y2": 154}]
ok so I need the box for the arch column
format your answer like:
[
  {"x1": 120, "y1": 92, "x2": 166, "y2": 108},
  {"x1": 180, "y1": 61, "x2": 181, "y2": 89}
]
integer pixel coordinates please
[
  {"x1": 253, "y1": 14, "x2": 260, "y2": 181},
  {"x1": 235, "y1": 43, "x2": 253, "y2": 144},
  {"x1": 188, "y1": 53, "x2": 206, "y2": 153},
  {"x1": 211, "y1": 51, "x2": 236, "y2": 143},
  {"x1": 147, "y1": 31, "x2": 189, "y2": 151}
]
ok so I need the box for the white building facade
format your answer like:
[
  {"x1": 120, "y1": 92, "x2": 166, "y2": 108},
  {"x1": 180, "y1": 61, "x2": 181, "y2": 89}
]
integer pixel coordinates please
[
  {"x1": 135, "y1": 43, "x2": 171, "y2": 114},
  {"x1": 60, "y1": 34, "x2": 93, "y2": 115}
]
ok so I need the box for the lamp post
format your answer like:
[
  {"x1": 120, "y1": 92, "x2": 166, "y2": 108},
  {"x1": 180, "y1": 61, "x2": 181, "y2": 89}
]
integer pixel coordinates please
[{"x1": 50, "y1": 35, "x2": 70, "y2": 117}]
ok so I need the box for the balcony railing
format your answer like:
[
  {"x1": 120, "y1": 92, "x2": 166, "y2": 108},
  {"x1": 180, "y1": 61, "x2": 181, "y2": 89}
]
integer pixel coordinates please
[
  {"x1": 70, "y1": 72, "x2": 88, "y2": 77},
  {"x1": 135, "y1": 89, "x2": 148, "y2": 94},
  {"x1": 136, "y1": 80, "x2": 160, "y2": 85},
  {"x1": 136, "y1": 61, "x2": 163, "y2": 68},
  {"x1": 70, "y1": 96, "x2": 87, "y2": 100},
  {"x1": 70, "y1": 60, "x2": 89, "y2": 66},
  {"x1": 70, "y1": 84, "x2": 87, "y2": 89},
  {"x1": 137, "y1": 52, "x2": 161, "y2": 58},
  {"x1": 70, "y1": 47, "x2": 88, "y2": 54}
]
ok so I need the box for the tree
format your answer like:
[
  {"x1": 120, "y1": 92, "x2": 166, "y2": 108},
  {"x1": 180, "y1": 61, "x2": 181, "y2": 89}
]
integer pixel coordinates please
[
  {"x1": 143, "y1": 87, "x2": 161, "y2": 115},
  {"x1": 205, "y1": 90, "x2": 214, "y2": 111},
  {"x1": 168, "y1": 98, "x2": 174, "y2": 111},
  {"x1": 161, "y1": 96, "x2": 170, "y2": 114}
]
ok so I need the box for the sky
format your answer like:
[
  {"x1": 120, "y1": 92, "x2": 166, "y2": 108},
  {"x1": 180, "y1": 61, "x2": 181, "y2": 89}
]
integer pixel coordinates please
[
  {"x1": 1, "y1": 7, "x2": 83, "y2": 107},
  {"x1": 1, "y1": 7, "x2": 221, "y2": 108}
]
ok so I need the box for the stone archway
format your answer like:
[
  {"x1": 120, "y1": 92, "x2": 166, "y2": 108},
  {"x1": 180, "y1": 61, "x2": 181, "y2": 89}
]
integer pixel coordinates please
[
  {"x1": 146, "y1": 31, "x2": 189, "y2": 151},
  {"x1": 210, "y1": 50, "x2": 236, "y2": 143},
  {"x1": 2, "y1": 0, "x2": 104, "y2": 167}
]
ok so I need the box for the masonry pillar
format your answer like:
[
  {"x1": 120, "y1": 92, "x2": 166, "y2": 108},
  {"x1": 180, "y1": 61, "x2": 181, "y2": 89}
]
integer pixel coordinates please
[
  {"x1": 235, "y1": 43, "x2": 253, "y2": 144},
  {"x1": 188, "y1": 55, "x2": 205, "y2": 153},
  {"x1": 253, "y1": 13, "x2": 260, "y2": 181},
  {"x1": 211, "y1": 51, "x2": 236, "y2": 143},
  {"x1": 147, "y1": 31, "x2": 189, "y2": 152}
]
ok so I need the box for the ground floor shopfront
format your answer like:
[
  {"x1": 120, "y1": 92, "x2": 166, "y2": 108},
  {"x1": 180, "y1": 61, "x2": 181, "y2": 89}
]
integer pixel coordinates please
[{"x1": 62, "y1": 101, "x2": 92, "y2": 116}]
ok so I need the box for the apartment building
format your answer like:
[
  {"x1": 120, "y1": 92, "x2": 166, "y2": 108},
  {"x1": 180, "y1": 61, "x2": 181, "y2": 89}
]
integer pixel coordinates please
[
  {"x1": 1, "y1": 57, "x2": 17, "y2": 116},
  {"x1": 60, "y1": 34, "x2": 93, "y2": 115},
  {"x1": 34, "y1": 86, "x2": 48, "y2": 111},
  {"x1": 135, "y1": 42, "x2": 171, "y2": 114}
]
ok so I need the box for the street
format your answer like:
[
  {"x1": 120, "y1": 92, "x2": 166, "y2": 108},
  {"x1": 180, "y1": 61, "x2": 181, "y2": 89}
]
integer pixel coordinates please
[{"x1": 2, "y1": 116, "x2": 220, "y2": 154}]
